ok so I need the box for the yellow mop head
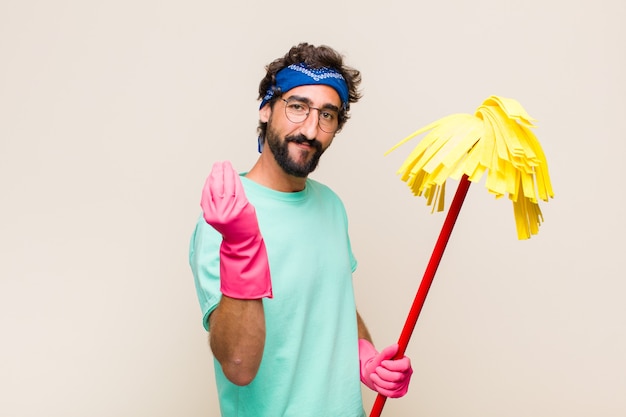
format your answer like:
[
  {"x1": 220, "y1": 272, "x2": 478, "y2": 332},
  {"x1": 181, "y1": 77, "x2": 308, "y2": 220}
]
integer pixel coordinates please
[{"x1": 386, "y1": 95, "x2": 554, "y2": 239}]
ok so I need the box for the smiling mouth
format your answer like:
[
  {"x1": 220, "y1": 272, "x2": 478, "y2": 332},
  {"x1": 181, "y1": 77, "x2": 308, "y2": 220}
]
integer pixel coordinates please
[
  {"x1": 292, "y1": 141, "x2": 312, "y2": 148},
  {"x1": 286, "y1": 136, "x2": 322, "y2": 152}
]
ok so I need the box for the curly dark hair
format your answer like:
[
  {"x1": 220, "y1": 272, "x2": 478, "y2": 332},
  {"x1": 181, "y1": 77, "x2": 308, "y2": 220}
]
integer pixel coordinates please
[{"x1": 257, "y1": 43, "x2": 362, "y2": 142}]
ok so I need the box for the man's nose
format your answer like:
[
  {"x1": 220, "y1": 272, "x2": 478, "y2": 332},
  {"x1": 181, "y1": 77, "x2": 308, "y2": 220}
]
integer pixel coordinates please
[{"x1": 298, "y1": 110, "x2": 320, "y2": 139}]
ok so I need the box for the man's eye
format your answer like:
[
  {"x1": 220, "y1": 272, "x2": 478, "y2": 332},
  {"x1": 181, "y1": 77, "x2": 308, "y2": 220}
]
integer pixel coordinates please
[
  {"x1": 320, "y1": 111, "x2": 337, "y2": 121},
  {"x1": 288, "y1": 103, "x2": 307, "y2": 112}
]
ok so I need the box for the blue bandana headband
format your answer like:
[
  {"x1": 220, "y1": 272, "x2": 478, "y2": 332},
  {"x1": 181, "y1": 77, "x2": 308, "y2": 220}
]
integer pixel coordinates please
[{"x1": 260, "y1": 63, "x2": 349, "y2": 110}]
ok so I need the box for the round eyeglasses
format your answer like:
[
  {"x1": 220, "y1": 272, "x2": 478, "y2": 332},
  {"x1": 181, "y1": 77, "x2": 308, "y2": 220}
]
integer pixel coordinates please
[{"x1": 281, "y1": 98, "x2": 340, "y2": 133}]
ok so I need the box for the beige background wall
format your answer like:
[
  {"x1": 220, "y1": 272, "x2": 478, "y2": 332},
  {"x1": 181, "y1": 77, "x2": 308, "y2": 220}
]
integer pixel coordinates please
[{"x1": 1, "y1": 1, "x2": 624, "y2": 416}]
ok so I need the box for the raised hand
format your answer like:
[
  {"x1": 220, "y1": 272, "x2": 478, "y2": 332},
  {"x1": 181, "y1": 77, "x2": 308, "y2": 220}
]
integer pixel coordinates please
[{"x1": 201, "y1": 161, "x2": 272, "y2": 299}]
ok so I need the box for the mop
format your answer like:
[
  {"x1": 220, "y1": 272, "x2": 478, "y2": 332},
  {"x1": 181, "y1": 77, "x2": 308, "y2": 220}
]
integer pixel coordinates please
[{"x1": 370, "y1": 95, "x2": 554, "y2": 416}]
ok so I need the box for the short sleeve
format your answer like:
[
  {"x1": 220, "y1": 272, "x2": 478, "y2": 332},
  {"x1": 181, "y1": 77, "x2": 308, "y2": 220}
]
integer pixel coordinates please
[{"x1": 189, "y1": 215, "x2": 222, "y2": 331}]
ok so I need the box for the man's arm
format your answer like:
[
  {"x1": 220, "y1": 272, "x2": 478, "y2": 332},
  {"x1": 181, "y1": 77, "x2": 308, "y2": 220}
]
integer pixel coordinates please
[
  {"x1": 209, "y1": 297, "x2": 265, "y2": 386},
  {"x1": 357, "y1": 310, "x2": 373, "y2": 343},
  {"x1": 200, "y1": 161, "x2": 273, "y2": 386}
]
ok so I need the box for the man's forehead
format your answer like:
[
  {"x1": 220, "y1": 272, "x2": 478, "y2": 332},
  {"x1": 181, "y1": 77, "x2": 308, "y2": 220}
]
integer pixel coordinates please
[{"x1": 283, "y1": 85, "x2": 341, "y2": 107}]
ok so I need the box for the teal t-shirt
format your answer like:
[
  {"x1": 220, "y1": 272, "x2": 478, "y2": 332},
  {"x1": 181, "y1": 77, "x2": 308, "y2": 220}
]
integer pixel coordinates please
[{"x1": 190, "y1": 175, "x2": 365, "y2": 417}]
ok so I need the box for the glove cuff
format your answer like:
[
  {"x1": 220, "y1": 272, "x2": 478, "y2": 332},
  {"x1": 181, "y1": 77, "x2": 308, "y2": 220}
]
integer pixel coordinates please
[
  {"x1": 358, "y1": 339, "x2": 378, "y2": 389},
  {"x1": 219, "y1": 236, "x2": 273, "y2": 299}
]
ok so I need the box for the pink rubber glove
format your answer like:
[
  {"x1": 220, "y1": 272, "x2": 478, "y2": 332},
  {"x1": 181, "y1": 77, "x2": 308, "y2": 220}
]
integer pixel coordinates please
[
  {"x1": 359, "y1": 339, "x2": 413, "y2": 398},
  {"x1": 201, "y1": 161, "x2": 272, "y2": 299}
]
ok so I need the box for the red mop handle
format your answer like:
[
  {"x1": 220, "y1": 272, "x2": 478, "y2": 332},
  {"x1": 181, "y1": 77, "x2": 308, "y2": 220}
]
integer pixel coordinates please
[{"x1": 369, "y1": 175, "x2": 472, "y2": 417}]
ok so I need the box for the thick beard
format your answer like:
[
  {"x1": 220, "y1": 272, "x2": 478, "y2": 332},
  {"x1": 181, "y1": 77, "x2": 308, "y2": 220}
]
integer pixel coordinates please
[{"x1": 265, "y1": 126, "x2": 325, "y2": 178}]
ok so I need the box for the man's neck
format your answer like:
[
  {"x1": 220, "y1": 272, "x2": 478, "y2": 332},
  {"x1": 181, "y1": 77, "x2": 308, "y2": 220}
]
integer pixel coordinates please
[{"x1": 245, "y1": 154, "x2": 307, "y2": 192}]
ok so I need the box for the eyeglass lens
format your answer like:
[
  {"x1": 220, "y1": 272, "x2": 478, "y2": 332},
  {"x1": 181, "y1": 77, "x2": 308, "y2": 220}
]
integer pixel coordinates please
[{"x1": 282, "y1": 99, "x2": 339, "y2": 133}]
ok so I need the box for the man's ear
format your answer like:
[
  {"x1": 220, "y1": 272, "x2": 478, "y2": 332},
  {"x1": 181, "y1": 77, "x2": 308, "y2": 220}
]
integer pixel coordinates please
[{"x1": 259, "y1": 103, "x2": 271, "y2": 123}]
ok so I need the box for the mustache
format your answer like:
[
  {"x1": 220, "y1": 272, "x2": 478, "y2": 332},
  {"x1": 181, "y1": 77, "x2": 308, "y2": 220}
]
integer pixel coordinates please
[{"x1": 285, "y1": 134, "x2": 323, "y2": 152}]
